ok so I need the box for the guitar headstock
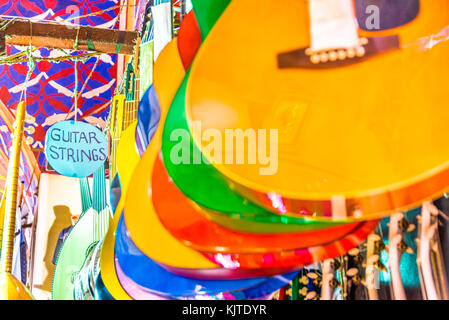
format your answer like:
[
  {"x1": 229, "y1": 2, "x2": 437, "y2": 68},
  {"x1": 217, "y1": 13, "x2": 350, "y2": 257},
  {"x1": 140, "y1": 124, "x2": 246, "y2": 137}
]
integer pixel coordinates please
[
  {"x1": 320, "y1": 258, "x2": 343, "y2": 300},
  {"x1": 416, "y1": 202, "x2": 448, "y2": 300}
]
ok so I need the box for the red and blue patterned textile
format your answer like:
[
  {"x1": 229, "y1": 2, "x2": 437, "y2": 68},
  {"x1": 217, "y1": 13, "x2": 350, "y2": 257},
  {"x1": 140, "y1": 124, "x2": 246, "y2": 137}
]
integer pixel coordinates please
[{"x1": 0, "y1": 0, "x2": 120, "y2": 167}]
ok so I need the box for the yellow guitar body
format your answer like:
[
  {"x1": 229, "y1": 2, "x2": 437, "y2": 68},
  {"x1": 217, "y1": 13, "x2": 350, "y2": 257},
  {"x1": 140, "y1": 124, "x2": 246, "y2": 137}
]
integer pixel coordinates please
[
  {"x1": 100, "y1": 123, "x2": 140, "y2": 300},
  {"x1": 186, "y1": 0, "x2": 449, "y2": 220},
  {"x1": 0, "y1": 272, "x2": 33, "y2": 300}
]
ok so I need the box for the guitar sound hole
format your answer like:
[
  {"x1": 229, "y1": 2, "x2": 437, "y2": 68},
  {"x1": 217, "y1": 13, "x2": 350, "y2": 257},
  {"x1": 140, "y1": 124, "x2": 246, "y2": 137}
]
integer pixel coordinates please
[{"x1": 355, "y1": 0, "x2": 420, "y2": 31}]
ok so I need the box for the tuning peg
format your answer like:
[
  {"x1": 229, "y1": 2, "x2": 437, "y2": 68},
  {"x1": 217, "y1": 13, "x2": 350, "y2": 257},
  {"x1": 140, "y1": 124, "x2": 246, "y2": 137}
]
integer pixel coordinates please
[
  {"x1": 307, "y1": 272, "x2": 322, "y2": 287},
  {"x1": 398, "y1": 240, "x2": 410, "y2": 253},
  {"x1": 375, "y1": 240, "x2": 386, "y2": 252},
  {"x1": 407, "y1": 224, "x2": 416, "y2": 232},
  {"x1": 352, "y1": 274, "x2": 363, "y2": 285},
  {"x1": 346, "y1": 268, "x2": 359, "y2": 277},
  {"x1": 367, "y1": 254, "x2": 380, "y2": 265},
  {"x1": 329, "y1": 279, "x2": 340, "y2": 288},
  {"x1": 305, "y1": 291, "x2": 318, "y2": 300},
  {"x1": 348, "y1": 248, "x2": 360, "y2": 256},
  {"x1": 374, "y1": 260, "x2": 388, "y2": 272},
  {"x1": 431, "y1": 242, "x2": 439, "y2": 252},
  {"x1": 313, "y1": 278, "x2": 322, "y2": 287}
]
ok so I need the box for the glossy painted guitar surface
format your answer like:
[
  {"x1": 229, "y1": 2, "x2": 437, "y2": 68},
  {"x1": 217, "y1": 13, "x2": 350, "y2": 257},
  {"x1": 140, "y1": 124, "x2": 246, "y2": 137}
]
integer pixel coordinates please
[
  {"x1": 153, "y1": 154, "x2": 366, "y2": 253},
  {"x1": 100, "y1": 191, "x2": 131, "y2": 300},
  {"x1": 99, "y1": 124, "x2": 141, "y2": 301},
  {"x1": 179, "y1": 1, "x2": 340, "y2": 235},
  {"x1": 124, "y1": 107, "x2": 376, "y2": 277},
  {"x1": 116, "y1": 214, "x2": 298, "y2": 297},
  {"x1": 177, "y1": 11, "x2": 202, "y2": 71},
  {"x1": 115, "y1": 253, "x2": 293, "y2": 300},
  {"x1": 153, "y1": 152, "x2": 379, "y2": 269},
  {"x1": 162, "y1": 72, "x2": 344, "y2": 232},
  {"x1": 191, "y1": 0, "x2": 231, "y2": 39},
  {"x1": 176, "y1": 4, "x2": 328, "y2": 234},
  {"x1": 122, "y1": 37, "x2": 220, "y2": 271},
  {"x1": 121, "y1": 35, "x2": 326, "y2": 277},
  {"x1": 198, "y1": 213, "x2": 376, "y2": 270},
  {"x1": 121, "y1": 8, "x2": 377, "y2": 277},
  {"x1": 164, "y1": 10, "x2": 345, "y2": 232},
  {"x1": 185, "y1": 0, "x2": 449, "y2": 220},
  {"x1": 0, "y1": 272, "x2": 33, "y2": 300},
  {"x1": 100, "y1": 20, "x2": 191, "y2": 297}
]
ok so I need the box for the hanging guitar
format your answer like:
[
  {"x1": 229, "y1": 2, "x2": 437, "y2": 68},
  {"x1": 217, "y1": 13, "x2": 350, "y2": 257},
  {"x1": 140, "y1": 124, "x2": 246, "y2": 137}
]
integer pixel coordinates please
[
  {"x1": 387, "y1": 213, "x2": 415, "y2": 299},
  {"x1": 183, "y1": 0, "x2": 449, "y2": 220},
  {"x1": 51, "y1": 160, "x2": 112, "y2": 300},
  {"x1": 51, "y1": 176, "x2": 93, "y2": 300},
  {"x1": 73, "y1": 164, "x2": 112, "y2": 300}
]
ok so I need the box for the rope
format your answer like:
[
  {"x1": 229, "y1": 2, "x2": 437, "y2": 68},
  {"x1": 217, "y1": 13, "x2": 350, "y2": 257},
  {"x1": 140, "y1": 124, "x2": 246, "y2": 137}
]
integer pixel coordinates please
[
  {"x1": 0, "y1": 51, "x2": 101, "y2": 65},
  {"x1": 73, "y1": 58, "x2": 78, "y2": 122},
  {"x1": 74, "y1": 26, "x2": 81, "y2": 50},
  {"x1": 64, "y1": 56, "x2": 100, "y2": 121},
  {"x1": 19, "y1": 22, "x2": 35, "y2": 103}
]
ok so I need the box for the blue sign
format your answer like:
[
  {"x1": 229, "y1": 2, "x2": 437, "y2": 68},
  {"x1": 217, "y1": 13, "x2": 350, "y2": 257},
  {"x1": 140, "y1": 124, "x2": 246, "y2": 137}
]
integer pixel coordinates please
[{"x1": 45, "y1": 121, "x2": 108, "y2": 178}]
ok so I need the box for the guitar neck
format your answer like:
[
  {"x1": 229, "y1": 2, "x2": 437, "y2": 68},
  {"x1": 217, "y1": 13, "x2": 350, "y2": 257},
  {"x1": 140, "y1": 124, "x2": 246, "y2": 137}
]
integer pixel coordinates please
[
  {"x1": 123, "y1": 78, "x2": 140, "y2": 130},
  {"x1": 109, "y1": 66, "x2": 140, "y2": 177},
  {"x1": 0, "y1": 101, "x2": 26, "y2": 273},
  {"x1": 320, "y1": 259, "x2": 336, "y2": 300},
  {"x1": 418, "y1": 202, "x2": 442, "y2": 300},
  {"x1": 388, "y1": 213, "x2": 407, "y2": 300}
]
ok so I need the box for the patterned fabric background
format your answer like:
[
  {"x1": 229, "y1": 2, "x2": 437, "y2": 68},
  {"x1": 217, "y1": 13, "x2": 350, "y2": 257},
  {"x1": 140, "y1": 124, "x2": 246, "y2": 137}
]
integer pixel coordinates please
[{"x1": 0, "y1": 0, "x2": 121, "y2": 167}]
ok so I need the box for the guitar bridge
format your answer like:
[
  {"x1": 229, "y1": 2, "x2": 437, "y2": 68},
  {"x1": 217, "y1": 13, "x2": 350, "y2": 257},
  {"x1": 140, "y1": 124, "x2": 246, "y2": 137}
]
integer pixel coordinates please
[{"x1": 277, "y1": 35, "x2": 400, "y2": 69}]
